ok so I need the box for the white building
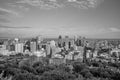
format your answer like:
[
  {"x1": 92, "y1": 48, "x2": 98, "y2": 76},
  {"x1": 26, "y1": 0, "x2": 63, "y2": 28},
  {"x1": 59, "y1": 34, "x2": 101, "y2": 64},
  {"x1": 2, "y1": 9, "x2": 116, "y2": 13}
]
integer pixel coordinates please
[
  {"x1": 0, "y1": 50, "x2": 10, "y2": 56},
  {"x1": 30, "y1": 41, "x2": 37, "y2": 53},
  {"x1": 93, "y1": 50, "x2": 98, "y2": 58},
  {"x1": 74, "y1": 51, "x2": 83, "y2": 61},
  {"x1": 0, "y1": 45, "x2": 6, "y2": 50},
  {"x1": 118, "y1": 44, "x2": 120, "y2": 49},
  {"x1": 15, "y1": 43, "x2": 24, "y2": 53},
  {"x1": 46, "y1": 44, "x2": 51, "y2": 55},
  {"x1": 86, "y1": 50, "x2": 92, "y2": 58},
  {"x1": 54, "y1": 54, "x2": 63, "y2": 58},
  {"x1": 51, "y1": 46, "x2": 57, "y2": 58},
  {"x1": 65, "y1": 51, "x2": 73, "y2": 60},
  {"x1": 34, "y1": 48, "x2": 46, "y2": 57},
  {"x1": 0, "y1": 45, "x2": 9, "y2": 55},
  {"x1": 50, "y1": 40, "x2": 56, "y2": 47},
  {"x1": 37, "y1": 35, "x2": 43, "y2": 43},
  {"x1": 111, "y1": 48, "x2": 120, "y2": 58}
]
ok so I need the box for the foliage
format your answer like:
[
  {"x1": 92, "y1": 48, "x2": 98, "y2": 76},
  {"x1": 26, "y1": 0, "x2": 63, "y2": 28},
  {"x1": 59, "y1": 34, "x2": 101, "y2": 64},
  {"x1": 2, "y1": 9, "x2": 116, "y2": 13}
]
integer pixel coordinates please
[
  {"x1": 32, "y1": 61, "x2": 43, "y2": 68},
  {"x1": 56, "y1": 64, "x2": 71, "y2": 72},
  {"x1": 73, "y1": 62, "x2": 88, "y2": 73},
  {"x1": 1, "y1": 55, "x2": 120, "y2": 80},
  {"x1": 20, "y1": 65, "x2": 37, "y2": 75},
  {"x1": 13, "y1": 73, "x2": 40, "y2": 80},
  {"x1": 0, "y1": 71, "x2": 12, "y2": 80},
  {"x1": 80, "y1": 69, "x2": 93, "y2": 78},
  {"x1": 40, "y1": 70, "x2": 76, "y2": 80},
  {"x1": 18, "y1": 59, "x2": 30, "y2": 68}
]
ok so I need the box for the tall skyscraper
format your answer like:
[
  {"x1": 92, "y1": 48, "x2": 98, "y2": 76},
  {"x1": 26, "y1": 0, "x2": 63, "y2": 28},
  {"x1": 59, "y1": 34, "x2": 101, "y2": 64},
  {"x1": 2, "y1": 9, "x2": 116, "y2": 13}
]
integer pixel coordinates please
[
  {"x1": 64, "y1": 36, "x2": 69, "y2": 50},
  {"x1": 50, "y1": 40, "x2": 57, "y2": 58},
  {"x1": 46, "y1": 44, "x2": 51, "y2": 56},
  {"x1": 58, "y1": 35, "x2": 63, "y2": 48},
  {"x1": 10, "y1": 44, "x2": 15, "y2": 51},
  {"x1": 0, "y1": 45, "x2": 6, "y2": 50},
  {"x1": 15, "y1": 43, "x2": 24, "y2": 53},
  {"x1": 74, "y1": 36, "x2": 82, "y2": 46},
  {"x1": 30, "y1": 41, "x2": 37, "y2": 53},
  {"x1": 37, "y1": 35, "x2": 43, "y2": 50},
  {"x1": 50, "y1": 40, "x2": 56, "y2": 47},
  {"x1": 37, "y1": 35, "x2": 43, "y2": 43}
]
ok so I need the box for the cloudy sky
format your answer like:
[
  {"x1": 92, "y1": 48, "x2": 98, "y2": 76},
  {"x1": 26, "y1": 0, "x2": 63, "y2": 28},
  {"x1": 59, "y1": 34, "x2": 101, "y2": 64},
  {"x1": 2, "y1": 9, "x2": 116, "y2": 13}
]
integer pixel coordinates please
[{"x1": 0, "y1": 0, "x2": 120, "y2": 38}]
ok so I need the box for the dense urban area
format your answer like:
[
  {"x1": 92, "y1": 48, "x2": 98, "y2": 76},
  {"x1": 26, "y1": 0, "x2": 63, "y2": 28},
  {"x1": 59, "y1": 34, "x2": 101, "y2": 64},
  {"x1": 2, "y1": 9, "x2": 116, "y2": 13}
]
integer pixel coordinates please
[{"x1": 0, "y1": 35, "x2": 120, "y2": 80}]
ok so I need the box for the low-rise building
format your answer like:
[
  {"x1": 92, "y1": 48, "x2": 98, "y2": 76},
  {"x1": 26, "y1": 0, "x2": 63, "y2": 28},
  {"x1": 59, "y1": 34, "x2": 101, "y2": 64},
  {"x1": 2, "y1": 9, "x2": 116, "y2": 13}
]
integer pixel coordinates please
[
  {"x1": 65, "y1": 51, "x2": 73, "y2": 60},
  {"x1": 34, "y1": 48, "x2": 46, "y2": 57},
  {"x1": 49, "y1": 58, "x2": 66, "y2": 65},
  {"x1": 111, "y1": 48, "x2": 120, "y2": 58}
]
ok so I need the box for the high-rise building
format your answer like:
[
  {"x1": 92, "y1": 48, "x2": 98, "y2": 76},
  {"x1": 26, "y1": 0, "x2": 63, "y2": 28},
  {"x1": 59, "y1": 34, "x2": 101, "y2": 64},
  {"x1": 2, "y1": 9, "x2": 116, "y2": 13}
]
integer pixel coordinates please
[
  {"x1": 24, "y1": 40, "x2": 31, "y2": 51},
  {"x1": 86, "y1": 50, "x2": 92, "y2": 58},
  {"x1": 74, "y1": 35, "x2": 78, "y2": 42},
  {"x1": 64, "y1": 36, "x2": 71, "y2": 50},
  {"x1": 0, "y1": 45, "x2": 6, "y2": 50},
  {"x1": 58, "y1": 35, "x2": 63, "y2": 48},
  {"x1": 37, "y1": 35, "x2": 43, "y2": 43},
  {"x1": 74, "y1": 36, "x2": 83, "y2": 46},
  {"x1": 14, "y1": 38, "x2": 19, "y2": 43},
  {"x1": 15, "y1": 43, "x2": 24, "y2": 53},
  {"x1": 9, "y1": 44, "x2": 15, "y2": 51},
  {"x1": 30, "y1": 41, "x2": 37, "y2": 53},
  {"x1": 93, "y1": 50, "x2": 98, "y2": 58},
  {"x1": 37, "y1": 35, "x2": 43, "y2": 50},
  {"x1": 51, "y1": 46, "x2": 56, "y2": 58},
  {"x1": 46, "y1": 44, "x2": 51, "y2": 56},
  {"x1": 50, "y1": 40, "x2": 56, "y2": 47},
  {"x1": 118, "y1": 44, "x2": 120, "y2": 49},
  {"x1": 50, "y1": 40, "x2": 60, "y2": 58}
]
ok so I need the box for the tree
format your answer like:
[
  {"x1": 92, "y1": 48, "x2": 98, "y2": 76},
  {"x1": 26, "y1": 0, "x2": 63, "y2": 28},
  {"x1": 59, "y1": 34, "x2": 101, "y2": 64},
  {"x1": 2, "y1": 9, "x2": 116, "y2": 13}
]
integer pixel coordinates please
[
  {"x1": 20, "y1": 65, "x2": 37, "y2": 75},
  {"x1": 73, "y1": 62, "x2": 88, "y2": 73},
  {"x1": 40, "y1": 70, "x2": 75, "y2": 80},
  {"x1": 80, "y1": 69, "x2": 93, "y2": 78},
  {"x1": 36, "y1": 66, "x2": 48, "y2": 75},
  {"x1": 13, "y1": 73, "x2": 40, "y2": 80},
  {"x1": 57, "y1": 64, "x2": 71, "y2": 72},
  {"x1": 3, "y1": 68, "x2": 22, "y2": 77},
  {"x1": 32, "y1": 62, "x2": 43, "y2": 68}
]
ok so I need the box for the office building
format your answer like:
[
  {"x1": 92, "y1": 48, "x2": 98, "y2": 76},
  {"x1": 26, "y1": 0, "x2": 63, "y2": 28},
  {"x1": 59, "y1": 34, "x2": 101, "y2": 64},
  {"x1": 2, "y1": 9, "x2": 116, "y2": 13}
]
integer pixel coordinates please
[
  {"x1": 15, "y1": 43, "x2": 24, "y2": 53},
  {"x1": 30, "y1": 41, "x2": 37, "y2": 52}
]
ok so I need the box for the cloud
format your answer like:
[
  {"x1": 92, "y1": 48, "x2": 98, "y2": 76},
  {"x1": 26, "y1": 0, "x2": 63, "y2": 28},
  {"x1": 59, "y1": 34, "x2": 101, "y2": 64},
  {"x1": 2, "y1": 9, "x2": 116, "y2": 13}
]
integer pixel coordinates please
[
  {"x1": 15, "y1": 0, "x2": 64, "y2": 9},
  {"x1": 0, "y1": 7, "x2": 19, "y2": 16},
  {"x1": 0, "y1": 24, "x2": 31, "y2": 29},
  {"x1": 0, "y1": 7, "x2": 22, "y2": 24},
  {"x1": 0, "y1": 18, "x2": 10, "y2": 23},
  {"x1": 7, "y1": 3, "x2": 30, "y2": 11},
  {"x1": 109, "y1": 27, "x2": 120, "y2": 32},
  {"x1": 67, "y1": 0, "x2": 102, "y2": 9},
  {"x1": 14, "y1": 0, "x2": 104, "y2": 9}
]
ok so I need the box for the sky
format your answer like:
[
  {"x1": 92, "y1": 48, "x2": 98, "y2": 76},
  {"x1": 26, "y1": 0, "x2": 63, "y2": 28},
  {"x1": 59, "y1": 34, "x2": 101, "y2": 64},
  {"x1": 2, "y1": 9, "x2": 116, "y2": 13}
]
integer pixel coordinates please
[{"x1": 0, "y1": 0, "x2": 120, "y2": 38}]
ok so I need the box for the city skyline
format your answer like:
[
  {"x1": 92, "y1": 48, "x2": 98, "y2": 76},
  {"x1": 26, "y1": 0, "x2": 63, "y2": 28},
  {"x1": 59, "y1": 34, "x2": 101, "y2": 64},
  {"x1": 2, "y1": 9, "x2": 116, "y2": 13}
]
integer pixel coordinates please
[{"x1": 0, "y1": 0, "x2": 120, "y2": 38}]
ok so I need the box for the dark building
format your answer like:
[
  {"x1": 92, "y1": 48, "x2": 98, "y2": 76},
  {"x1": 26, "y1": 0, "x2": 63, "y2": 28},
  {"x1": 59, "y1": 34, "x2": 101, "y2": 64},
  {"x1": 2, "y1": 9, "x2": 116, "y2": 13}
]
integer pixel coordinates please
[
  {"x1": 57, "y1": 36, "x2": 74, "y2": 49},
  {"x1": 10, "y1": 44, "x2": 15, "y2": 51}
]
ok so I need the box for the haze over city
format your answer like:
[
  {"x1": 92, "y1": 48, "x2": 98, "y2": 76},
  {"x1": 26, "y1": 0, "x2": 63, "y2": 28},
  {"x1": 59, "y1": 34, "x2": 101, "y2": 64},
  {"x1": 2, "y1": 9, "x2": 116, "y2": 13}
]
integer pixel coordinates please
[
  {"x1": 0, "y1": 0, "x2": 120, "y2": 38},
  {"x1": 1, "y1": 1, "x2": 120, "y2": 80}
]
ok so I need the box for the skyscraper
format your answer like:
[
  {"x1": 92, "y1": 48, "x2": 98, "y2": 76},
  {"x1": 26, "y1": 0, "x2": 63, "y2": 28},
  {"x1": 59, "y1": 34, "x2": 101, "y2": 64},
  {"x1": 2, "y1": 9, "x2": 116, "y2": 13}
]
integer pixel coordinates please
[
  {"x1": 46, "y1": 44, "x2": 51, "y2": 56},
  {"x1": 37, "y1": 35, "x2": 43, "y2": 50},
  {"x1": 50, "y1": 40, "x2": 56, "y2": 58},
  {"x1": 10, "y1": 44, "x2": 15, "y2": 51},
  {"x1": 15, "y1": 43, "x2": 24, "y2": 53},
  {"x1": 30, "y1": 41, "x2": 37, "y2": 53}
]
